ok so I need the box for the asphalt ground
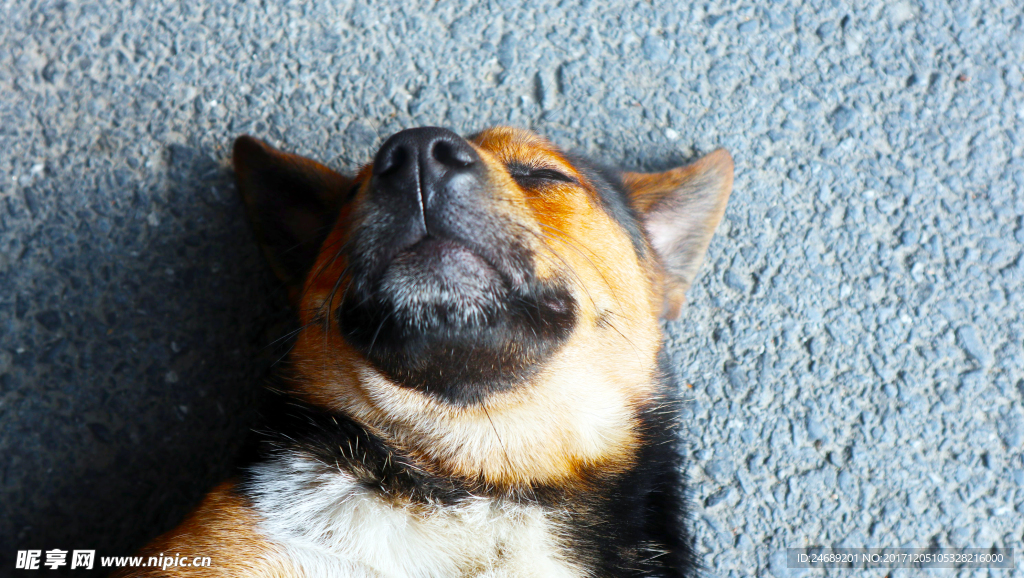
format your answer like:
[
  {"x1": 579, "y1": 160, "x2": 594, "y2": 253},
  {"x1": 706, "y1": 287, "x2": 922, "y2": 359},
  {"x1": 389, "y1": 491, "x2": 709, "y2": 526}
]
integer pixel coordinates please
[{"x1": 1, "y1": 0, "x2": 1022, "y2": 576}]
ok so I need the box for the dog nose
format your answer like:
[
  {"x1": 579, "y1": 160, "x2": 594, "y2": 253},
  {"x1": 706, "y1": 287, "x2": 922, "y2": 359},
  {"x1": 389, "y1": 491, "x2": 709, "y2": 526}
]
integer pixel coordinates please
[{"x1": 372, "y1": 127, "x2": 479, "y2": 212}]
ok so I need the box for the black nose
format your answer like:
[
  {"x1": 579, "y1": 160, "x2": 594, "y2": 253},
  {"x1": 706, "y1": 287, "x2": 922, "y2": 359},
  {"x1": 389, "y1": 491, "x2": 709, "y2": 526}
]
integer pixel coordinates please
[{"x1": 372, "y1": 127, "x2": 479, "y2": 212}]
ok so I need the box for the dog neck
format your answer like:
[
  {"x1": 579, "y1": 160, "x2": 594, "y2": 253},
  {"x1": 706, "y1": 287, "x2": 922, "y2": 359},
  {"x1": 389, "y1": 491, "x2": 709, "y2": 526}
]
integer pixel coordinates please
[{"x1": 284, "y1": 324, "x2": 666, "y2": 493}]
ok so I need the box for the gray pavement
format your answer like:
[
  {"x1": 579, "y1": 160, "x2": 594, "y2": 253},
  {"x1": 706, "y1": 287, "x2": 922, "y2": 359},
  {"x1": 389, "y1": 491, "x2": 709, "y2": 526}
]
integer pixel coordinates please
[{"x1": 1, "y1": 0, "x2": 1022, "y2": 576}]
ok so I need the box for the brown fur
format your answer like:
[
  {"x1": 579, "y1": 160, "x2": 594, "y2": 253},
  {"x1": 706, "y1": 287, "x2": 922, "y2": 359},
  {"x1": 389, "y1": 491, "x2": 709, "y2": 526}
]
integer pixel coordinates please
[{"x1": 113, "y1": 482, "x2": 292, "y2": 577}]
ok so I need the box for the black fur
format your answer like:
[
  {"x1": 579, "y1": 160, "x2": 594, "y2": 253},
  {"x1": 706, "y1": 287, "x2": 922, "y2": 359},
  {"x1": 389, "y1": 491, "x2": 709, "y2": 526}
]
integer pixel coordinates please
[
  {"x1": 556, "y1": 352, "x2": 695, "y2": 577},
  {"x1": 237, "y1": 387, "x2": 477, "y2": 504},
  {"x1": 338, "y1": 277, "x2": 577, "y2": 406},
  {"x1": 233, "y1": 136, "x2": 344, "y2": 287}
]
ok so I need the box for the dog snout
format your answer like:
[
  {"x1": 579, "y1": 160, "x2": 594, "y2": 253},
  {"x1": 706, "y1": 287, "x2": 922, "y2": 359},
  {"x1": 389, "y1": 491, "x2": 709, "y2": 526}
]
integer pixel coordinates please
[{"x1": 372, "y1": 127, "x2": 481, "y2": 230}]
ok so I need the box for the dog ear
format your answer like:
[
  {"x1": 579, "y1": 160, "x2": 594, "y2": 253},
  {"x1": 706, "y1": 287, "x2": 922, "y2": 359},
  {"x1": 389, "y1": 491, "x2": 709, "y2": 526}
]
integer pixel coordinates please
[
  {"x1": 622, "y1": 149, "x2": 734, "y2": 320},
  {"x1": 233, "y1": 135, "x2": 352, "y2": 296}
]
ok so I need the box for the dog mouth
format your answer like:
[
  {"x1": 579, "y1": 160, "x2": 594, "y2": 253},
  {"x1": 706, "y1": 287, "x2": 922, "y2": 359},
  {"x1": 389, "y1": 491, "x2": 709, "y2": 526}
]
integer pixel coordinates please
[
  {"x1": 337, "y1": 240, "x2": 575, "y2": 405},
  {"x1": 337, "y1": 225, "x2": 576, "y2": 404},
  {"x1": 334, "y1": 127, "x2": 576, "y2": 404}
]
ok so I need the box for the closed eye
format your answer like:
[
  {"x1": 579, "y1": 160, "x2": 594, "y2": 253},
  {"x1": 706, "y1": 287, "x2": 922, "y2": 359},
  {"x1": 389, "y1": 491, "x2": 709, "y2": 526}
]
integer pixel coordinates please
[{"x1": 507, "y1": 163, "x2": 577, "y2": 186}]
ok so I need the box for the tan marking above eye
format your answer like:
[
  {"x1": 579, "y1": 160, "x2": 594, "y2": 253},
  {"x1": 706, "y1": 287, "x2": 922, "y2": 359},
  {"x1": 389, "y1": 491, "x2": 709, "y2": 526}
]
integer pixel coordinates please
[{"x1": 472, "y1": 127, "x2": 582, "y2": 182}]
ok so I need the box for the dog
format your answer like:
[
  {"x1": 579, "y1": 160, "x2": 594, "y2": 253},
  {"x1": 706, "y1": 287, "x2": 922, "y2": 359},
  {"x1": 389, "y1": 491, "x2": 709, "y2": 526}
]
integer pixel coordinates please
[{"x1": 119, "y1": 126, "x2": 733, "y2": 577}]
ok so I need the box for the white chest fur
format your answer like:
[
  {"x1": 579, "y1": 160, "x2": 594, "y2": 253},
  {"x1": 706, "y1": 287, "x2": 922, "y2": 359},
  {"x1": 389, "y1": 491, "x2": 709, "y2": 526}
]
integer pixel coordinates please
[{"x1": 247, "y1": 455, "x2": 584, "y2": 578}]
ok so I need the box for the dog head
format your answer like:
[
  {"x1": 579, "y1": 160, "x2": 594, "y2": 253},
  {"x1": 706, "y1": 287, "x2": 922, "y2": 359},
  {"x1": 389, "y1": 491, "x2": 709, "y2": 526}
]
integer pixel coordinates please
[{"x1": 234, "y1": 127, "x2": 732, "y2": 490}]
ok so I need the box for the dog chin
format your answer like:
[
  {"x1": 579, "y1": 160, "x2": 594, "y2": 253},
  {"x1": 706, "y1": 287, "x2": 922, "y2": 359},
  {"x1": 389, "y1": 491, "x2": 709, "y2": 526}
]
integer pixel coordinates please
[{"x1": 378, "y1": 237, "x2": 507, "y2": 330}]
